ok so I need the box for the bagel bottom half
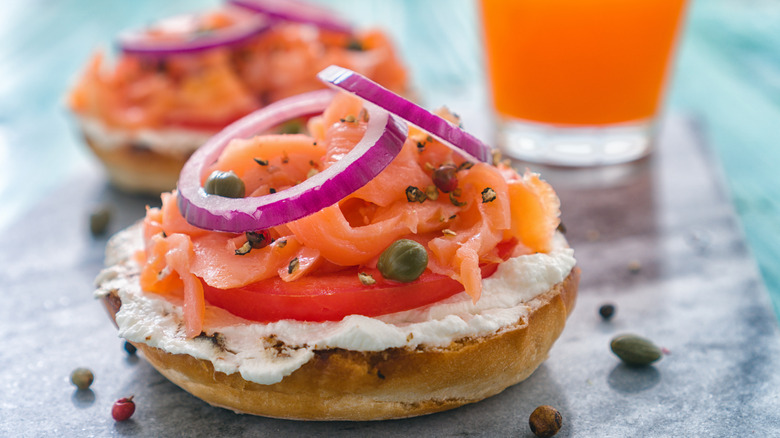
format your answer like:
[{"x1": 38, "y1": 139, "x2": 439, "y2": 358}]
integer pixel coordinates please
[
  {"x1": 101, "y1": 265, "x2": 579, "y2": 421},
  {"x1": 75, "y1": 116, "x2": 211, "y2": 195},
  {"x1": 84, "y1": 134, "x2": 188, "y2": 195}
]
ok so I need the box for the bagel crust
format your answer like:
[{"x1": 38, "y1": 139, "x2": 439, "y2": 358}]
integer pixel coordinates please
[
  {"x1": 76, "y1": 117, "x2": 211, "y2": 194},
  {"x1": 100, "y1": 264, "x2": 579, "y2": 421}
]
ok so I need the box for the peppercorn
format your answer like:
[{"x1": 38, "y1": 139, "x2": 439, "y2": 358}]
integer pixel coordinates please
[
  {"x1": 405, "y1": 186, "x2": 427, "y2": 203},
  {"x1": 234, "y1": 241, "x2": 253, "y2": 255},
  {"x1": 529, "y1": 405, "x2": 562, "y2": 438},
  {"x1": 481, "y1": 187, "x2": 497, "y2": 203},
  {"x1": 432, "y1": 164, "x2": 458, "y2": 193},
  {"x1": 70, "y1": 367, "x2": 94, "y2": 390},
  {"x1": 246, "y1": 230, "x2": 271, "y2": 249},
  {"x1": 288, "y1": 257, "x2": 299, "y2": 274},
  {"x1": 599, "y1": 304, "x2": 616, "y2": 321},
  {"x1": 112, "y1": 396, "x2": 136, "y2": 422},
  {"x1": 123, "y1": 341, "x2": 137, "y2": 355}
]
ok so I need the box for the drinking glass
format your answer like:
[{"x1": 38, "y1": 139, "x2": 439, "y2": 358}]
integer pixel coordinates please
[{"x1": 480, "y1": 0, "x2": 688, "y2": 166}]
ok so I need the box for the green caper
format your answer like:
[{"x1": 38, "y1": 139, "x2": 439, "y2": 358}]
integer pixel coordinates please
[
  {"x1": 610, "y1": 334, "x2": 662, "y2": 366},
  {"x1": 204, "y1": 170, "x2": 245, "y2": 198},
  {"x1": 70, "y1": 367, "x2": 94, "y2": 390},
  {"x1": 377, "y1": 239, "x2": 428, "y2": 283},
  {"x1": 278, "y1": 118, "x2": 305, "y2": 134},
  {"x1": 89, "y1": 205, "x2": 112, "y2": 236}
]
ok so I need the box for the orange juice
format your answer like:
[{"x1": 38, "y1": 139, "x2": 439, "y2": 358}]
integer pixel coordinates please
[{"x1": 481, "y1": 0, "x2": 687, "y2": 126}]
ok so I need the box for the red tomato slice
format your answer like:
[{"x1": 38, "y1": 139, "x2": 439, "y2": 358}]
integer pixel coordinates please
[{"x1": 202, "y1": 264, "x2": 499, "y2": 323}]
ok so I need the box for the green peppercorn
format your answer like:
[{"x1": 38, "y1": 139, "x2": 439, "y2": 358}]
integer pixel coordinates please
[
  {"x1": 377, "y1": 239, "x2": 428, "y2": 283},
  {"x1": 70, "y1": 367, "x2": 94, "y2": 390},
  {"x1": 278, "y1": 118, "x2": 305, "y2": 134},
  {"x1": 204, "y1": 170, "x2": 245, "y2": 198}
]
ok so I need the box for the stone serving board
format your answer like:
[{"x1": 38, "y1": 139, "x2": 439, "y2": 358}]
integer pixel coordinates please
[{"x1": 1, "y1": 115, "x2": 779, "y2": 437}]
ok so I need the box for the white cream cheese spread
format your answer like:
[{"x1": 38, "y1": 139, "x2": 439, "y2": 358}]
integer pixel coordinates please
[
  {"x1": 78, "y1": 115, "x2": 213, "y2": 158},
  {"x1": 95, "y1": 225, "x2": 576, "y2": 385}
]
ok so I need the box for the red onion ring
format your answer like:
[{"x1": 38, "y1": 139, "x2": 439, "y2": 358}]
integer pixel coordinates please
[
  {"x1": 177, "y1": 89, "x2": 407, "y2": 233},
  {"x1": 228, "y1": 0, "x2": 352, "y2": 34},
  {"x1": 119, "y1": 10, "x2": 272, "y2": 56},
  {"x1": 318, "y1": 65, "x2": 493, "y2": 163}
]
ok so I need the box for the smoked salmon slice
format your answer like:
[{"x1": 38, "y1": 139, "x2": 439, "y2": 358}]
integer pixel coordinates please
[{"x1": 138, "y1": 93, "x2": 562, "y2": 335}]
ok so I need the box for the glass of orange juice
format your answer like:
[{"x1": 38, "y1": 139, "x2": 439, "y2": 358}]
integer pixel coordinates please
[{"x1": 480, "y1": 0, "x2": 689, "y2": 166}]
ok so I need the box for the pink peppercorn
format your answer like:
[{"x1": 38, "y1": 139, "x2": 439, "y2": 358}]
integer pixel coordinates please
[{"x1": 112, "y1": 396, "x2": 136, "y2": 421}]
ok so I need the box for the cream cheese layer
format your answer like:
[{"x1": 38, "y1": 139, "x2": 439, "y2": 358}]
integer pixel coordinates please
[{"x1": 95, "y1": 225, "x2": 575, "y2": 385}]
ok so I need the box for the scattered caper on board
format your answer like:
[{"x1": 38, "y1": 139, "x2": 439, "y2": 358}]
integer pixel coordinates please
[
  {"x1": 89, "y1": 206, "x2": 112, "y2": 236},
  {"x1": 610, "y1": 334, "x2": 663, "y2": 366},
  {"x1": 70, "y1": 367, "x2": 94, "y2": 390}
]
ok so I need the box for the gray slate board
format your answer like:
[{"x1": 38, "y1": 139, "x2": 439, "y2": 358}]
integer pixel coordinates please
[{"x1": 1, "y1": 115, "x2": 779, "y2": 437}]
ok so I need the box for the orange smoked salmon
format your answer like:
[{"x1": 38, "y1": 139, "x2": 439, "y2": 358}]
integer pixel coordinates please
[
  {"x1": 69, "y1": 12, "x2": 407, "y2": 132},
  {"x1": 138, "y1": 93, "x2": 561, "y2": 334}
]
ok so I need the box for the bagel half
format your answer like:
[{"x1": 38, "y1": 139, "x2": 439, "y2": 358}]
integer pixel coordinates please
[
  {"x1": 77, "y1": 117, "x2": 211, "y2": 194},
  {"x1": 96, "y1": 227, "x2": 579, "y2": 421}
]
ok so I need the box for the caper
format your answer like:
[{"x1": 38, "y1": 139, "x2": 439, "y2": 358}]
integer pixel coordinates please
[
  {"x1": 89, "y1": 205, "x2": 112, "y2": 236},
  {"x1": 204, "y1": 170, "x2": 245, "y2": 198},
  {"x1": 70, "y1": 367, "x2": 94, "y2": 390},
  {"x1": 610, "y1": 334, "x2": 662, "y2": 366},
  {"x1": 278, "y1": 118, "x2": 305, "y2": 134},
  {"x1": 377, "y1": 239, "x2": 428, "y2": 283}
]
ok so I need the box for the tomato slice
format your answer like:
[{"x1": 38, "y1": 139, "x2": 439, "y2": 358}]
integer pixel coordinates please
[{"x1": 202, "y1": 264, "x2": 499, "y2": 323}]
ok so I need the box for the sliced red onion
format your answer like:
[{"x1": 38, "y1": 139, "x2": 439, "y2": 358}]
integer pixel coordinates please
[
  {"x1": 119, "y1": 10, "x2": 272, "y2": 56},
  {"x1": 177, "y1": 89, "x2": 407, "y2": 233},
  {"x1": 318, "y1": 65, "x2": 492, "y2": 163},
  {"x1": 228, "y1": 0, "x2": 352, "y2": 34}
]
